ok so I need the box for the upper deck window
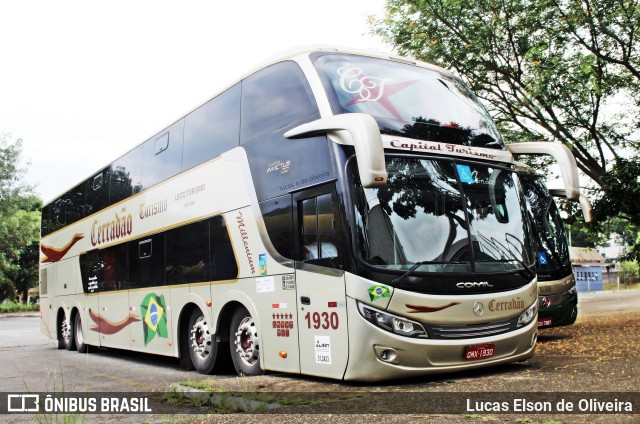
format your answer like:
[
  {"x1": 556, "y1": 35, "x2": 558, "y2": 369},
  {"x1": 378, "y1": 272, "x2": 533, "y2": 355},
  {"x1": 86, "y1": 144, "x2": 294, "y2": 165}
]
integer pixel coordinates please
[
  {"x1": 313, "y1": 53, "x2": 503, "y2": 149},
  {"x1": 241, "y1": 61, "x2": 318, "y2": 143}
]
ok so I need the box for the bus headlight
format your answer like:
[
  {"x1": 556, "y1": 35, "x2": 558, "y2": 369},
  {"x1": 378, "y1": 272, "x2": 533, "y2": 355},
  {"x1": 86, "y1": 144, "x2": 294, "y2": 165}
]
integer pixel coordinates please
[
  {"x1": 357, "y1": 301, "x2": 427, "y2": 338},
  {"x1": 517, "y1": 301, "x2": 538, "y2": 328}
]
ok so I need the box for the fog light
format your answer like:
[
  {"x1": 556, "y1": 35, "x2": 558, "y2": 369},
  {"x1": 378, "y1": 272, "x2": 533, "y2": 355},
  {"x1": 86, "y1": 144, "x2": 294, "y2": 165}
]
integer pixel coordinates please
[
  {"x1": 531, "y1": 332, "x2": 537, "y2": 348},
  {"x1": 379, "y1": 348, "x2": 397, "y2": 363}
]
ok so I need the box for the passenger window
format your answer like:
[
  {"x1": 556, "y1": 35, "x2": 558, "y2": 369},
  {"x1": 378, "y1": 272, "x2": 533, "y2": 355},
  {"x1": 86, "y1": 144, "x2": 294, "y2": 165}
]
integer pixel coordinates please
[
  {"x1": 141, "y1": 119, "x2": 184, "y2": 189},
  {"x1": 211, "y1": 215, "x2": 238, "y2": 281},
  {"x1": 166, "y1": 219, "x2": 210, "y2": 285},
  {"x1": 86, "y1": 167, "x2": 110, "y2": 216},
  {"x1": 260, "y1": 196, "x2": 294, "y2": 259},
  {"x1": 183, "y1": 84, "x2": 241, "y2": 170},
  {"x1": 241, "y1": 61, "x2": 318, "y2": 143},
  {"x1": 110, "y1": 145, "x2": 142, "y2": 204},
  {"x1": 129, "y1": 234, "x2": 165, "y2": 288}
]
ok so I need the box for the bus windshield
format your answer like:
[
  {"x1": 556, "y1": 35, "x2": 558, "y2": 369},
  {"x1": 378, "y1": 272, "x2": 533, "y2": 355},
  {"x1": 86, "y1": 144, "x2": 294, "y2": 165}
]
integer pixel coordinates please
[
  {"x1": 521, "y1": 174, "x2": 572, "y2": 278},
  {"x1": 350, "y1": 157, "x2": 534, "y2": 278},
  {"x1": 313, "y1": 53, "x2": 503, "y2": 149}
]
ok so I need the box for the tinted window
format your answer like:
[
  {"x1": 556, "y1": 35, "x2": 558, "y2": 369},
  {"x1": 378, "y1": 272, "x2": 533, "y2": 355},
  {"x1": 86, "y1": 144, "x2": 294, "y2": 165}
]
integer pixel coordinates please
[
  {"x1": 129, "y1": 234, "x2": 165, "y2": 288},
  {"x1": 183, "y1": 84, "x2": 241, "y2": 170},
  {"x1": 211, "y1": 215, "x2": 238, "y2": 281},
  {"x1": 260, "y1": 196, "x2": 294, "y2": 259},
  {"x1": 50, "y1": 199, "x2": 64, "y2": 233},
  {"x1": 241, "y1": 61, "x2": 317, "y2": 142},
  {"x1": 141, "y1": 119, "x2": 184, "y2": 189},
  {"x1": 103, "y1": 244, "x2": 128, "y2": 291},
  {"x1": 80, "y1": 249, "x2": 103, "y2": 294},
  {"x1": 111, "y1": 146, "x2": 142, "y2": 204},
  {"x1": 166, "y1": 219, "x2": 210, "y2": 285},
  {"x1": 63, "y1": 183, "x2": 86, "y2": 224},
  {"x1": 41, "y1": 204, "x2": 52, "y2": 236},
  {"x1": 300, "y1": 193, "x2": 339, "y2": 261},
  {"x1": 86, "y1": 167, "x2": 111, "y2": 216}
]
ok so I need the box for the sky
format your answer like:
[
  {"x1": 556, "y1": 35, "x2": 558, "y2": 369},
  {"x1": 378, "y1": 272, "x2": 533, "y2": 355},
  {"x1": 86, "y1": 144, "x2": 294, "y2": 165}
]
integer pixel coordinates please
[{"x1": 0, "y1": 0, "x2": 390, "y2": 203}]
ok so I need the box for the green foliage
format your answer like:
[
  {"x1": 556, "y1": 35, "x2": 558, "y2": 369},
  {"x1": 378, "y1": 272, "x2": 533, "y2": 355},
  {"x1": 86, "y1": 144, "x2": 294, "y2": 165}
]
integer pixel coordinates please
[
  {"x1": 620, "y1": 261, "x2": 639, "y2": 278},
  {"x1": 0, "y1": 134, "x2": 42, "y2": 302},
  {"x1": 372, "y1": 0, "x2": 640, "y2": 225},
  {"x1": 0, "y1": 300, "x2": 39, "y2": 313}
]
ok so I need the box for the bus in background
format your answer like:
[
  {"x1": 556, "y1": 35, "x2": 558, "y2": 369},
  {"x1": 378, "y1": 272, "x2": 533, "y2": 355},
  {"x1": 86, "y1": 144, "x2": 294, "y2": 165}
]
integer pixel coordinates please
[
  {"x1": 39, "y1": 46, "x2": 586, "y2": 381},
  {"x1": 517, "y1": 164, "x2": 592, "y2": 329}
]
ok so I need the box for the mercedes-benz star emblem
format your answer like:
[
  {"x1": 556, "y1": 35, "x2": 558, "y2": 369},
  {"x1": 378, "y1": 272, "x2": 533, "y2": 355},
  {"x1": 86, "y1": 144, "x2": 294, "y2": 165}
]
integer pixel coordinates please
[{"x1": 473, "y1": 301, "x2": 484, "y2": 316}]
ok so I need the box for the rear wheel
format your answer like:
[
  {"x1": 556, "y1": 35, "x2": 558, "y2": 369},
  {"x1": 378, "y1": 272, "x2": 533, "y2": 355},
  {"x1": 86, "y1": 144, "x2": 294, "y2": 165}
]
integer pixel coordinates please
[
  {"x1": 188, "y1": 308, "x2": 217, "y2": 374},
  {"x1": 230, "y1": 306, "x2": 264, "y2": 376},
  {"x1": 74, "y1": 313, "x2": 88, "y2": 353},
  {"x1": 59, "y1": 312, "x2": 75, "y2": 351}
]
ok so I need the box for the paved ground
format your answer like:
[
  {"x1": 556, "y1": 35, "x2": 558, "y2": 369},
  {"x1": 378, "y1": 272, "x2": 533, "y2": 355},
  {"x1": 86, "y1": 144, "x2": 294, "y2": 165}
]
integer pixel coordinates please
[{"x1": 1, "y1": 289, "x2": 639, "y2": 423}]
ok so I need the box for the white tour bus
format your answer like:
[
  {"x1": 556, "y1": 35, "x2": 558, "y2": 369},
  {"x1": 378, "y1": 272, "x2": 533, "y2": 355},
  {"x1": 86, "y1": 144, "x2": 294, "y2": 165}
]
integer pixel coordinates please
[
  {"x1": 39, "y1": 46, "x2": 586, "y2": 381},
  {"x1": 517, "y1": 164, "x2": 592, "y2": 328}
]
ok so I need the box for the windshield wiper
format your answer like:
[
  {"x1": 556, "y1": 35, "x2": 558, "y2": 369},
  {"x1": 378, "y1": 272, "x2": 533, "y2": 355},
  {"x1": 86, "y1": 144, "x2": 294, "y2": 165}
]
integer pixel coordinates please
[{"x1": 390, "y1": 261, "x2": 432, "y2": 286}]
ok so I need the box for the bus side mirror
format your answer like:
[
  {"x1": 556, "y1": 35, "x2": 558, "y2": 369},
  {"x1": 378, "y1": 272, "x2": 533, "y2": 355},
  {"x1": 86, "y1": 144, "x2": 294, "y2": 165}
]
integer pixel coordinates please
[
  {"x1": 284, "y1": 113, "x2": 387, "y2": 188},
  {"x1": 507, "y1": 142, "x2": 580, "y2": 201},
  {"x1": 549, "y1": 189, "x2": 593, "y2": 223}
]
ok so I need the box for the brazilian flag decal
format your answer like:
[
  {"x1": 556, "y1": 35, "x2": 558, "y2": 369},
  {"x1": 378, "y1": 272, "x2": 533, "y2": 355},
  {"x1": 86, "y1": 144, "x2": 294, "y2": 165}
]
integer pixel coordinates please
[
  {"x1": 140, "y1": 293, "x2": 168, "y2": 346},
  {"x1": 368, "y1": 285, "x2": 390, "y2": 302}
]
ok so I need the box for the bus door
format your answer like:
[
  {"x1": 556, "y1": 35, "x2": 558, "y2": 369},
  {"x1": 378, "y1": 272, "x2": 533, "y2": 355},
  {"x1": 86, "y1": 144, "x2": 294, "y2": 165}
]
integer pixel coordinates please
[{"x1": 293, "y1": 184, "x2": 349, "y2": 379}]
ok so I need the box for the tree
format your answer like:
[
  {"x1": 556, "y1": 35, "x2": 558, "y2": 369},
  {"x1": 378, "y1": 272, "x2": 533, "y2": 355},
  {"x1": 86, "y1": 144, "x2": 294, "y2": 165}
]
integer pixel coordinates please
[
  {"x1": 371, "y1": 0, "x2": 640, "y2": 225},
  {"x1": 0, "y1": 134, "x2": 41, "y2": 302}
]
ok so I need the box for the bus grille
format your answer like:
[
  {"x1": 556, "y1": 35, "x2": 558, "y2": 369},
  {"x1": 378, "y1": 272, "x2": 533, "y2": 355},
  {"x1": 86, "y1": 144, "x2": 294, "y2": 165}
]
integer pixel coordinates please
[{"x1": 426, "y1": 317, "x2": 518, "y2": 339}]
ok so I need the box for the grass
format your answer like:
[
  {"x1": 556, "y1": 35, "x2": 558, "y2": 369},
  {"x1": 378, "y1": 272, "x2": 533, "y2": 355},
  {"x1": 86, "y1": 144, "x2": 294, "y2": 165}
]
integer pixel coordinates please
[
  {"x1": 169, "y1": 378, "x2": 367, "y2": 413},
  {"x1": 0, "y1": 301, "x2": 39, "y2": 313}
]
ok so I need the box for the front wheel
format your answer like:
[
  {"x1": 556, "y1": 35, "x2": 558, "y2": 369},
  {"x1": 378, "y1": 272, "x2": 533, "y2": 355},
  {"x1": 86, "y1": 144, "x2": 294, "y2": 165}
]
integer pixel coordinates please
[
  {"x1": 230, "y1": 306, "x2": 264, "y2": 376},
  {"x1": 188, "y1": 308, "x2": 217, "y2": 374},
  {"x1": 74, "y1": 313, "x2": 88, "y2": 353}
]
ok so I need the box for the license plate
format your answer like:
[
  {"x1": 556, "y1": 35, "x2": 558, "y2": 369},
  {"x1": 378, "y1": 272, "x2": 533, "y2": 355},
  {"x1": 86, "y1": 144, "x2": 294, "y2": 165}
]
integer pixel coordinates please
[
  {"x1": 538, "y1": 317, "x2": 553, "y2": 328},
  {"x1": 465, "y1": 344, "x2": 495, "y2": 360}
]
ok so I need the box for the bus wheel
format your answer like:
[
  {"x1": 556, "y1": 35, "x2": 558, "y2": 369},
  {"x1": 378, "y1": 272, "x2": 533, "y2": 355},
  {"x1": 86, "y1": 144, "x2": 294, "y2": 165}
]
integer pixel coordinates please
[
  {"x1": 230, "y1": 306, "x2": 264, "y2": 376},
  {"x1": 59, "y1": 313, "x2": 75, "y2": 351},
  {"x1": 74, "y1": 313, "x2": 88, "y2": 353},
  {"x1": 188, "y1": 308, "x2": 217, "y2": 374}
]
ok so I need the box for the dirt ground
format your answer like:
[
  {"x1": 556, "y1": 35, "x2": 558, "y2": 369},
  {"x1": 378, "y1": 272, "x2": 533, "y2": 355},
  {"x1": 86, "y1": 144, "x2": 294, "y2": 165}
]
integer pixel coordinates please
[{"x1": 162, "y1": 297, "x2": 640, "y2": 423}]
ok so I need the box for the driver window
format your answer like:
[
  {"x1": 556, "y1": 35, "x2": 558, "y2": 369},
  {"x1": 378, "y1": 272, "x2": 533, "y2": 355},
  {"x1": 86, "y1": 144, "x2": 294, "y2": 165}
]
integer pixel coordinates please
[{"x1": 296, "y1": 187, "x2": 342, "y2": 267}]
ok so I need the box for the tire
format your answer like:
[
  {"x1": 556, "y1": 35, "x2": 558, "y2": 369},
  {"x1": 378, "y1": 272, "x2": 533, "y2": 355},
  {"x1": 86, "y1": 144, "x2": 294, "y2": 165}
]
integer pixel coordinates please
[
  {"x1": 230, "y1": 306, "x2": 265, "y2": 376},
  {"x1": 75, "y1": 312, "x2": 88, "y2": 353},
  {"x1": 59, "y1": 311, "x2": 75, "y2": 351},
  {"x1": 187, "y1": 308, "x2": 217, "y2": 374}
]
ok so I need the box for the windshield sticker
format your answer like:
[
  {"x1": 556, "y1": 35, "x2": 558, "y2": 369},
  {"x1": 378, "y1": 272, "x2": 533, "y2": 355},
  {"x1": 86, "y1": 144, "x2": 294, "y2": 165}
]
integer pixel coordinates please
[
  {"x1": 337, "y1": 66, "x2": 419, "y2": 123},
  {"x1": 538, "y1": 252, "x2": 548, "y2": 265},
  {"x1": 368, "y1": 285, "x2": 390, "y2": 301},
  {"x1": 457, "y1": 164, "x2": 475, "y2": 184}
]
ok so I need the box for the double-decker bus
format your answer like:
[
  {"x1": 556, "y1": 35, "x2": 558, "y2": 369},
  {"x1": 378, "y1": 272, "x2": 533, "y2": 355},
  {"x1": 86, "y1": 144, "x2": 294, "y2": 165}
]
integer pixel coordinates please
[
  {"x1": 517, "y1": 165, "x2": 592, "y2": 328},
  {"x1": 39, "y1": 46, "x2": 585, "y2": 381}
]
